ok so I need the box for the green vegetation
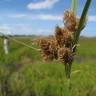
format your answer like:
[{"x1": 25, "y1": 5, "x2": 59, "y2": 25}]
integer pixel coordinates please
[
  {"x1": 71, "y1": 0, "x2": 78, "y2": 13},
  {"x1": 75, "y1": 0, "x2": 92, "y2": 43},
  {"x1": 0, "y1": 37, "x2": 96, "y2": 96}
]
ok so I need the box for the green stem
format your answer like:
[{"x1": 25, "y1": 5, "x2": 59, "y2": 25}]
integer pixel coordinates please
[
  {"x1": 71, "y1": 0, "x2": 78, "y2": 14},
  {"x1": 75, "y1": 0, "x2": 92, "y2": 43},
  {"x1": 65, "y1": 63, "x2": 72, "y2": 79}
]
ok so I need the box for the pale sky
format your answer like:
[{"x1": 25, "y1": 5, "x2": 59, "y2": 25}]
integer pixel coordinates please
[{"x1": 0, "y1": 0, "x2": 96, "y2": 37}]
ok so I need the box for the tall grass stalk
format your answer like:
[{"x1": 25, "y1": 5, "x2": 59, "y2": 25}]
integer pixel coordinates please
[
  {"x1": 71, "y1": 0, "x2": 78, "y2": 14},
  {"x1": 65, "y1": 0, "x2": 78, "y2": 79},
  {"x1": 66, "y1": 0, "x2": 92, "y2": 79}
]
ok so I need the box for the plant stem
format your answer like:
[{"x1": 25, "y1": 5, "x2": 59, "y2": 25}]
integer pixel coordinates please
[
  {"x1": 71, "y1": 0, "x2": 78, "y2": 14},
  {"x1": 75, "y1": 0, "x2": 92, "y2": 43},
  {"x1": 65, "y1": 63, "x2": 72, "y2": 79}
]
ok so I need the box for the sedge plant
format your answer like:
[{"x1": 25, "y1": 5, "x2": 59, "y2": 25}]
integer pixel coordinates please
[{"x1": 38, "y1": 0, "x2": 92, "y2": 79}]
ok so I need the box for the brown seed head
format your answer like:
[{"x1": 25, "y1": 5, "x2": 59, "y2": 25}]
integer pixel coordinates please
[
  {"x1": 63, "y1": 29, "x2": 74, "y2": 48},
  {"x1": 49, "y1": 39, "x2": 58, "y2": 59},
  {"x1": 39, "y1": 39, "x2": 58, "y2": 61},
  {"x1": 38, "y1": 10, "x2": 78, "y2": 63},
  {"x1": 55, "y1": 26, "x2": 65, "y2": 47},
  {"x1": 58, "y1": 48, "x2": 73, "y2": 64},
  {"x1": 64, "y1": 10, "x2": 77, "y2": 32}
]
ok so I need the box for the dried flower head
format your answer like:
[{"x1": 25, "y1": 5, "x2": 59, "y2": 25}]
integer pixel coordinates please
[
  {"x1": 39, "y1": 39, "x2": 51, "y2": 60},
  {"x1": 64, "y1": 10, "x2": 77, "y2": 32},
  {"x1": 39, "y1": 38, "x2": 58, "y2": 61},
  {"x1": 58, "y1": 48, "x2": 73, "y2": 64},
  {"x1": 49, "y1": 39, "x2": 58, "y2": 59},
  {"x1": 62, "y1": 28, "x2": 74, "y2": 48},
  {"x1": 55, "y1": 26, "x2": 65, "y2": 47},
  {"x1": 39, "y1": 10, "x2": 79, "y2": 64},
  {"x1": 38, "y1": 10, "x2": 79, "y2": 63}
]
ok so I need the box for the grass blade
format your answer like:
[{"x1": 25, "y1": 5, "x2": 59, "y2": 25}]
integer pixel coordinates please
[{"x1": 75, "y1": 0, "x2": 92, "y2": 43}]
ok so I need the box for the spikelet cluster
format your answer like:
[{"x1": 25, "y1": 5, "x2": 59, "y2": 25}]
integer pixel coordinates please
[
  {"x1": 39, "y1": 10, "x2": 79, "y2": 64},
  {"x1": 39, "y1": 38, "x2": 58, "y2": 61},
  {"x1": 58, "y1": 48, "x2": 73, "y2": 64},
  {"x1": 64, "y1": 11, "x2": 79, "y2": 32}
]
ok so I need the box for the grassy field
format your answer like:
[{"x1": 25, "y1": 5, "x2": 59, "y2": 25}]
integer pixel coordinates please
[{"x1": 0, "y1": 36, "x2": 96, "y2": 96}]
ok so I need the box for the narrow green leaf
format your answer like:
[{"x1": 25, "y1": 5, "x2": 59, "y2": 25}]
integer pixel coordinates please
[{"x1": 75, "y1": 0, "x2": 92, "y2": 43}]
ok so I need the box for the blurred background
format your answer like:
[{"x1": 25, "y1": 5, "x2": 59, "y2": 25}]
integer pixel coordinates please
[{"x1": 0, "y1": 0, "x2": 96, "y2": 36}]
